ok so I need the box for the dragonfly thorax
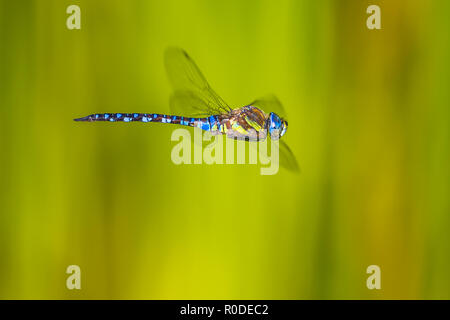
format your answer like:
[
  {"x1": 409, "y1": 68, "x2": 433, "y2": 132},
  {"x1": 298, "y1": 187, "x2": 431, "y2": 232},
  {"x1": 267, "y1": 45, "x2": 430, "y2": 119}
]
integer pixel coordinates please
[{"x1": 266, "y1": 112, "x2": 288, "y2": 140}]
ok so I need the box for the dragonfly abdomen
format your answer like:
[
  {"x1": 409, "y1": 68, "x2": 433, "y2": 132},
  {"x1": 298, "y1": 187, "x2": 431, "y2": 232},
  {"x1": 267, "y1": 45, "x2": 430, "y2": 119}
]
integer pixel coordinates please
[
  {"x1": 74, "y1": 113, "x2": 185, "y2": 123},
  {"x1": 74, "y1": 113, "x2": 222, "y2": 131}
]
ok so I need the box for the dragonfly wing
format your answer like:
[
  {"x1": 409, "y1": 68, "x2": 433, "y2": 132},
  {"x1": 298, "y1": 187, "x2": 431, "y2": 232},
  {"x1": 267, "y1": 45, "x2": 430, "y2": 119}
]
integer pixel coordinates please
[
  {"x1": 250, "y1": 94, "x2": 287, "y2": 118},
  {"x1": 169, "y1": 90, "x2": 215, "y2": 117},
  {"x1": 165, "y1": 47, "x2": 232, "y2": 116},
  {"x1": 279, "y1": 140, "x2": 300, "y2": 172}
]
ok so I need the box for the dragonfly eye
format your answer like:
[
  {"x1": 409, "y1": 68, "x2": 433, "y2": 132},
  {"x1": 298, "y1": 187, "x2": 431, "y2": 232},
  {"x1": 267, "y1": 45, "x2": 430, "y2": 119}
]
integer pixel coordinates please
[{"x1": 267, "y1": 112, "x2": 283, "y2": 139}]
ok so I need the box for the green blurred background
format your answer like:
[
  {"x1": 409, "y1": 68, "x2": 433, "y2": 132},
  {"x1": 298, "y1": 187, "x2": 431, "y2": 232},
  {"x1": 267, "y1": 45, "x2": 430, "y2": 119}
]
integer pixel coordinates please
[{"x1": 0, "y1": 0, "x2": 448, "y2": 299}]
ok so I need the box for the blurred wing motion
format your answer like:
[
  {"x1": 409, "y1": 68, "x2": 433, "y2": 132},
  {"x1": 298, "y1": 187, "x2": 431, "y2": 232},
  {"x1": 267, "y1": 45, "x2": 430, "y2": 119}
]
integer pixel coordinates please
[
  {"x1": 279, "y1": 140, "x2": 300, "y2": 172},
  {"x1": 252, "y1": 95, "x2": 298, "y2": 172},
  {"x1": 250, "y1": 94, "x2": 287, "y2": 118},
  {"x1": 165, "y1": 47, "x2": 232, "y2": 116}
]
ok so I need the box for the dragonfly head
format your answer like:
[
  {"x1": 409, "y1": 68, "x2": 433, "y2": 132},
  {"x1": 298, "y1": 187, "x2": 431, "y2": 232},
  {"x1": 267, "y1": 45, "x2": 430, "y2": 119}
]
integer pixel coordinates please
[{"x1": 267, "y1": 112, "x2": 288, "y2": 140}]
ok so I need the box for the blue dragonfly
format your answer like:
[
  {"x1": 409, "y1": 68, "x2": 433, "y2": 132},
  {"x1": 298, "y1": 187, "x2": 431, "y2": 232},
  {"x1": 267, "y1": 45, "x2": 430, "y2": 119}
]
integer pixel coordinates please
[{"x1": 74, "y1": 47, "x2": 299, "y2": 171}]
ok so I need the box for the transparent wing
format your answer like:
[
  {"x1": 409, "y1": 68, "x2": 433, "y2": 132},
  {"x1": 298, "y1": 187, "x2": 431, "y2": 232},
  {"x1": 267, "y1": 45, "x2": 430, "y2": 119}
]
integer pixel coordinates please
[
  {"x1": 169, "y1": 90, "x2": 218, "y2": 117},
  {"x1": 279, "y1": 140, "x2": 300, "y2": 173},
  {"x1": 252, "y1": 96, "x2": 295, "y2": 170},
  {"x1": 165, "y1": 47, "x2": 232, "y2": 116},
  {"x1": 250, "y1": 94, "x2": 287, "y2": 118}
]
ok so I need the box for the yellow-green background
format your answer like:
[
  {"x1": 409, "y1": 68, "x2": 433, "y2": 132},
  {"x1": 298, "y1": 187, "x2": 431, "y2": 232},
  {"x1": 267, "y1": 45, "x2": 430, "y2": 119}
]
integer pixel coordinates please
[{"x1": 0, "y1": 0, "x2": 448, "y2": 299}]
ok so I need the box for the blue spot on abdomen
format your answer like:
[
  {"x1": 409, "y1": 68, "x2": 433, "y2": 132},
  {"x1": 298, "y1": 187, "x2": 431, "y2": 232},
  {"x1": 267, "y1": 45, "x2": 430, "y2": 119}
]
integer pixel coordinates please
[{"x1": 201, "y1": 121, "x2": 210, "y2": 131}]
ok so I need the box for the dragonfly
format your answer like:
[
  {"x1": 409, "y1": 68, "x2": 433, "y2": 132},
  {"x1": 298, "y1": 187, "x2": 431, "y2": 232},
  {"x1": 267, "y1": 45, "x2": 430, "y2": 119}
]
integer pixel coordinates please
[{"x1": 74, "y1": 47, "x2": 299, "y2": 172}]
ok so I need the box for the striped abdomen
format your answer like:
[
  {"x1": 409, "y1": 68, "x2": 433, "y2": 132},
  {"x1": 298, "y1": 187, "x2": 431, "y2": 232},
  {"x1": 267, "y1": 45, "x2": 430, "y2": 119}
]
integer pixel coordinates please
[{"x1": 74, "y1": 113, "x2": 223, "y2": 132}]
